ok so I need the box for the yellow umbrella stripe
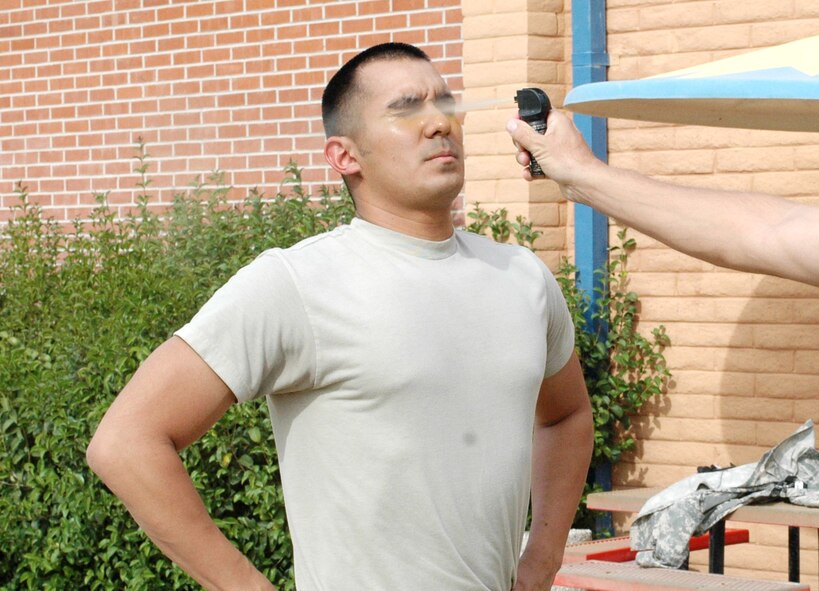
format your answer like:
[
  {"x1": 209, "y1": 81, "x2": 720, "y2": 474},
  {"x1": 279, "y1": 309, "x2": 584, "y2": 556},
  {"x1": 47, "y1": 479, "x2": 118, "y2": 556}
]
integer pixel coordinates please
[{"x1": 649, "y1": 35, "x2": 819, "y2": 79}]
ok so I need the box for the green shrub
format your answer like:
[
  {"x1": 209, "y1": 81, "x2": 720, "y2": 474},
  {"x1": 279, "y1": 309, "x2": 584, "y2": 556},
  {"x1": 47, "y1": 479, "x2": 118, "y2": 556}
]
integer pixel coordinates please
[{"x1": 0, "y1": 146, "x2": 354, "y2": 590}]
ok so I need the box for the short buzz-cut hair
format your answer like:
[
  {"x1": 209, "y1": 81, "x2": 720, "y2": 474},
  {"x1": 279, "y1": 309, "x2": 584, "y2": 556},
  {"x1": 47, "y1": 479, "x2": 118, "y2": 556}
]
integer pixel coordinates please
[{"x1": 321, "y1": 42, "x2": 431, "y2": 138}]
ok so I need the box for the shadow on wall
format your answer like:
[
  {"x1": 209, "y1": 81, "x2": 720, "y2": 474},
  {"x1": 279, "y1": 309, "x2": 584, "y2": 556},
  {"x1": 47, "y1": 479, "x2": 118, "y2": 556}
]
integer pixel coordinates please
[
  {"x1": 615, "y1": 273, "x2": 819, "y2": 477},
  {"x1": 612, "y1": 273, "x2": 819, "y2": 584},
  {"x1": 713, "y1": 275, "x2": 819, "y2": 588}
]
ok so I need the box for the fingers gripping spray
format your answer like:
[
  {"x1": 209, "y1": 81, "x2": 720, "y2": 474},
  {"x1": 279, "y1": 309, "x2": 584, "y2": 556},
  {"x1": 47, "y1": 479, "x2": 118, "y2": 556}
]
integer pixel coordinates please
[{"x1": 514, "y1": 88, "x2": 551, "y2": 177}]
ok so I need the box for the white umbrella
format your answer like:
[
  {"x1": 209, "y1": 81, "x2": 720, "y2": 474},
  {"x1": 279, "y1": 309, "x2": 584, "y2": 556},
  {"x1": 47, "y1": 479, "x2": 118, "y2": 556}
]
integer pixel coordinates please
[{"x1": 564, "y1": 36, "x2": 819, "y2": 132}]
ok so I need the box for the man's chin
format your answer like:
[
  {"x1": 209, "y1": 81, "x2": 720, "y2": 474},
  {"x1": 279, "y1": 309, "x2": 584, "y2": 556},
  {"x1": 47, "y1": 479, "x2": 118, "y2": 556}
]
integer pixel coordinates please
[
  {"x1": 426, "y1": 175, "x2": 465, "y2": 205},
  {"x1": 428, "y1": 160, "x2": 464, "y2": 181}
]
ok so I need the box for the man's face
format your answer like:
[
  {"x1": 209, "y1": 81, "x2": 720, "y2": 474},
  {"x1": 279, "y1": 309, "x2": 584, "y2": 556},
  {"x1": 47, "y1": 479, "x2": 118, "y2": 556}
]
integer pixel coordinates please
[{"x1": 346, "y1": 58, "x2": 465, "y2": 215}]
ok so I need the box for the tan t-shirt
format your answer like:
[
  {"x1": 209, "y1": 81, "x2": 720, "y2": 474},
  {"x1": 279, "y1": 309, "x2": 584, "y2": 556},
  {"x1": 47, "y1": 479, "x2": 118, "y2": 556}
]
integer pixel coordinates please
[{"x1": 175, "y1": 217, "x2": 575, "y2": 591}]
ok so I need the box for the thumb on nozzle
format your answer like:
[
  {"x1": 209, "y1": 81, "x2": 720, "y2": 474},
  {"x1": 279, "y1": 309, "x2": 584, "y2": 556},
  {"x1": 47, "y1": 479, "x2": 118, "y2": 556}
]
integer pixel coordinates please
[
  {"x1": 506, "y1": 117, "x2": 536, "y2": 148},
  {"x1": 506, "y1": 118, "x2": 528, "y2": 141}
]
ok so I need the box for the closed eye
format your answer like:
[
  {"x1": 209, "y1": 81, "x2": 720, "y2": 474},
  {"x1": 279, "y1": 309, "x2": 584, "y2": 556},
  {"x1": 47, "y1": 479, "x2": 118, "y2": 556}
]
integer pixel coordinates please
[
  {"x1": 388, "y1": 94, "x2": 425, "y2": 113},
  {"x1": 387, "y1": 92, "x2": 456, "y2": 116}
]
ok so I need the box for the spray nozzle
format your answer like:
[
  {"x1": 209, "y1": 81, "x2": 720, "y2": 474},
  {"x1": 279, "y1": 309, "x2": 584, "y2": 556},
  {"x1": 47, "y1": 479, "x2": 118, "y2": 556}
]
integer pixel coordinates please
[
  {"x1": 514, "y1": 88, "x2": 551, "y2": 177},
  {"x1": 514, "y1": 88, "x2": 551, "y2": 123}
]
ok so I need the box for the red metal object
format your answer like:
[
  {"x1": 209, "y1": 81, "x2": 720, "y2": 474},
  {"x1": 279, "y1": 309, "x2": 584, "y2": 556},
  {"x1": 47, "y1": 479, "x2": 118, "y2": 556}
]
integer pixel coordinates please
[{"x1": 563, "y1": 528, "x2": 750, "y2": 563}]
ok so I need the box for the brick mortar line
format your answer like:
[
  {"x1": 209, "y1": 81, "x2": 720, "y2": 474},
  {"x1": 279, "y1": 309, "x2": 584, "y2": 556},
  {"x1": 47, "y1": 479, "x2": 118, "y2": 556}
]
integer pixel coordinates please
[
  {"x1": 0, "y1": 149, "x2": 336, "y2": 166},
  {"x1": 0, "y1": 119, "x2": 336, "y2": 138},
  {"x1": 8, "y1": 67, "x2": 462, "y2": 93},
  {"x1": 7, "y1": 28, "x2": 463, "y2": 56},
  {"x1": 6, "y1": 174, "x2": 339, "y2": 186},
  {"x1": 4, "y1": 0, "x2": 448, "y2": 16},
  {"x1": 4, "y1": 48, "x2": 462, "y2": 78},
  {"x1": 6, "y1": 84, "x2": 464, "y2": 113},
  {"x1": 1, "y1": 175, "x2": 339, "y2": 192},
  {"x1": 1, "y1": 3, "x2": 452, "y2": 24},
  {"x1": 2, "y1": 9, "x2": 459, "y2": 47},
  {"x1": 0, "y1": 81, "x2": 468, "y2": 131},
  {"x1": 4, "y1": 43, "x2": 463, "y2": 81},
  {"x1": 0, "y1": 188, "x2": 344, "y2": 206},
  {"x1": 2, "y1": 134, "x2": 325, "y2": 145},
  {"x1": 0, "y1": 186, "x2": 343, "y2": 200},
  {"x1": 0, "y1": 186, "x2": 343, "y2": 203},
  {"x1": 1, "y1": 177, "x2": 337, "y2": 189},
  {"x1": 5, "y1": 34, "x2": 462, "y2": 65},
  {"x1": 7, "y1": 86, "x2": 333, "y2": 105}
]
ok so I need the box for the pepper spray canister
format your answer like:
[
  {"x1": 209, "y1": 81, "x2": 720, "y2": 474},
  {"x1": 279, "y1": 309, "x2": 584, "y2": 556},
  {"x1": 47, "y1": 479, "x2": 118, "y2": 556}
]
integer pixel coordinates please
[{"x1": 514, "y1": 88, "x2": 551, "y2": 177}]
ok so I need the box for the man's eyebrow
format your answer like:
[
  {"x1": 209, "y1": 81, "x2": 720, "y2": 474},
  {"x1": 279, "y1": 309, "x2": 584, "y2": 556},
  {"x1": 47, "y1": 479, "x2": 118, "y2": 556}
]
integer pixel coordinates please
[
  {"x1": 387, "y1": 93, "x2": 425, "y2": 110},
  {"x1": 387, "y1": 90, "x2": 454, "y2": 110}
]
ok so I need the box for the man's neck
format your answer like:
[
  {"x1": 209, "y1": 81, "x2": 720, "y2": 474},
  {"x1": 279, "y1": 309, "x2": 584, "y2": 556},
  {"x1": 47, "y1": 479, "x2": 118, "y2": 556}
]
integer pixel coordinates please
[{"x1": 354, "y1": 202, "x2": 455, "y2": 241}]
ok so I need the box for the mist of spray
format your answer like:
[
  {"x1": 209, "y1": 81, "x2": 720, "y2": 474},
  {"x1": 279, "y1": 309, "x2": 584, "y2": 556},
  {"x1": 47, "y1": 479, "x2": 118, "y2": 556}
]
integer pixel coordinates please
[
  {"x1": 451, "y1": 96, "x2": 515, "y2": 114},
  {"x1": 374, "y1": 96, "x2": 515, "y2": 126}
]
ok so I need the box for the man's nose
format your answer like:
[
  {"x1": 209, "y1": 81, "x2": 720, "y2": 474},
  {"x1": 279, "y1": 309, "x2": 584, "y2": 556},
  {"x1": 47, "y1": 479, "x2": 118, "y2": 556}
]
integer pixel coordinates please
[{"x1": 422, "y1": 104, "x2": 453, "y2": 137}]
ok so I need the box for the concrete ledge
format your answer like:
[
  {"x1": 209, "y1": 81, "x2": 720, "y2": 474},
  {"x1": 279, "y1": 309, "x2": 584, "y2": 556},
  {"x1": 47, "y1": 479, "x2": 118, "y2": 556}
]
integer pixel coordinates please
[{"x1": 554, "y1": 560, "x2": 810, "y2": 591}]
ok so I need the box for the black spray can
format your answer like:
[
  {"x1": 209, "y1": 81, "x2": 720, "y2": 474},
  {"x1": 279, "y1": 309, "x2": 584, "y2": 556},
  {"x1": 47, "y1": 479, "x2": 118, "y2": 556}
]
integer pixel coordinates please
[{"x1": 514, "y1": 88, "x2": 551, "y2": 177}]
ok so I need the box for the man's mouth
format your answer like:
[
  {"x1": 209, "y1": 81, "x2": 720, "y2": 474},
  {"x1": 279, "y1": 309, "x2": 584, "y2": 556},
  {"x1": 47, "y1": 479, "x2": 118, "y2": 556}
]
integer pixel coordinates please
[{"x1": 427, "y1": 150, "x2": 458, "y2": 161}]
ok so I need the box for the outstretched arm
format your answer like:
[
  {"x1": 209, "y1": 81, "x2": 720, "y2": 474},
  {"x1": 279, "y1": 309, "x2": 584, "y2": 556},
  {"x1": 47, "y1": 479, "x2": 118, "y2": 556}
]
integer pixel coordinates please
[
  {"x1": 86, "y1": 337, "x2": 275, "y2": 591},
  {"x1": 506, "y1": 112, "x2": 819, "y2": 287},
  {"x1": 514, "y1": 352, "x2": 593, "y2": 591}
]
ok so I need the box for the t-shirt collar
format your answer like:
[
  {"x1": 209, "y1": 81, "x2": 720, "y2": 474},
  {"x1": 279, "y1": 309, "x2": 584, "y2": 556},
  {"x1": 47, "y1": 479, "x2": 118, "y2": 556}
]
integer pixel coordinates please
[{"x1": 350, "y1": 217, "x2": 458, "y2": 260}]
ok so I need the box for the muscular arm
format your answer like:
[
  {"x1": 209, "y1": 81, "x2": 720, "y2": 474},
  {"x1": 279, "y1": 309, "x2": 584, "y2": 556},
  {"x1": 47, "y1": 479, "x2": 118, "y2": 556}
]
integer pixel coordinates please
[
  {"x1": 513, "y1": 352, "x2": 593, "y2": 591},
  {"x1": 86, "y1": 336, "x2": 275, "y2": 591},
  {"x1": 507, "y1": 112, "x2": 819, "y2": 287}
]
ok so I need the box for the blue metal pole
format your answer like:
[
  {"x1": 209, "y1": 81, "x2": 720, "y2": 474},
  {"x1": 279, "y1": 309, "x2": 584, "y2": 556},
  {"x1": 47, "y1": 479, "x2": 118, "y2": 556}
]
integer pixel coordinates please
[
  {"x1": 572, "y1": 0, "x2": 609, "y2": 308},
  {"x1": 572, "y1": 0, "x2": 611, "y2": 536}
]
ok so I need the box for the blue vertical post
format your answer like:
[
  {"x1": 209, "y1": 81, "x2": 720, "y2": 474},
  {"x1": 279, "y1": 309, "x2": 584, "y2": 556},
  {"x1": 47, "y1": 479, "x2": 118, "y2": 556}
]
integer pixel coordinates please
[
  {"x1": 572, "y1": 0, "x2": 611, "y2": 535},
  {"x1": 572, "y1": 1, "x2": 609, "y2": 302}
]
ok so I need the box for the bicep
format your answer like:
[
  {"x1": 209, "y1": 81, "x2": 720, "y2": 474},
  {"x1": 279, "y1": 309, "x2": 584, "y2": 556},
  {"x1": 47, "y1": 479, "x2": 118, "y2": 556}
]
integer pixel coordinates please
[
  {"x1": 535, "y1": 352, "x2": 590, "y2": 427},
  {"x1": 92, "y1": 336, "x2": 236, "y2": 453}
]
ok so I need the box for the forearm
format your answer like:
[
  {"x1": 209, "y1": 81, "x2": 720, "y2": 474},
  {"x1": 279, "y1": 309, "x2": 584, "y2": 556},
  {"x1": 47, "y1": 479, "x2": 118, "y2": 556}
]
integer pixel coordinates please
[
  {"x1": 88, "y1": 435, "x2": 275, "y2": 591},
  {"x1": 564, "y1": 162, "x2": 819, "y2": 286},
  {"x1": 565, "y1": 162, "x2": 744, "y2": 260},
  {"x1": 521, "y1": 405, "x2": 594, "y2": 581},
  {"x1": 508, "y1": 112, "x2": 819, "y2": 287}
]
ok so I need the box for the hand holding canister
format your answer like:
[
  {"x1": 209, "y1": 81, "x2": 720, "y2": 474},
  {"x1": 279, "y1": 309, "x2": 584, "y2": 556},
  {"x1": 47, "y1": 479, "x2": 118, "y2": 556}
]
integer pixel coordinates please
[{"x1": 514, "y1": 88, "x2": 552, "y2": 177}]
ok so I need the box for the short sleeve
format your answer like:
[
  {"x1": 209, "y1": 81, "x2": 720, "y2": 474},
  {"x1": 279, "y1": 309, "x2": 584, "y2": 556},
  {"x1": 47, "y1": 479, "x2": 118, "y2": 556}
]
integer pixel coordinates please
[
  {"x1": 174, "y1": 250, "x2": 316, "y2": 403},
  {"x1": 542, "y1": 265, "x2": 575, "y2": 378}
]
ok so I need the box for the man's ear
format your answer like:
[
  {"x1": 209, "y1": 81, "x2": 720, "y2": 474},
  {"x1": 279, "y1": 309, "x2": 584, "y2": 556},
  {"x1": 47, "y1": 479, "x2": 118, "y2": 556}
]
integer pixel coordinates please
[{"x1": 324, "y1": 136, "x2": 362, "y2": 177}]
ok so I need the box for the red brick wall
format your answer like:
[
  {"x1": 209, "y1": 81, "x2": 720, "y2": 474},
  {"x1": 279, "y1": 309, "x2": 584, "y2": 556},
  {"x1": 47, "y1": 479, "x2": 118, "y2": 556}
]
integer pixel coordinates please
[{"x1": 0, "y1": 0, "x2": 463, "y2": 223}]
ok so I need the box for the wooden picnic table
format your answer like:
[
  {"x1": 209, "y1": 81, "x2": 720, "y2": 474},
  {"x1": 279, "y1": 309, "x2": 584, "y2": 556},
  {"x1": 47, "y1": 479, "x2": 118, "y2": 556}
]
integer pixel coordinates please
[{"x1": 586, "y1": 487, "x2": 819, "y2": 582}]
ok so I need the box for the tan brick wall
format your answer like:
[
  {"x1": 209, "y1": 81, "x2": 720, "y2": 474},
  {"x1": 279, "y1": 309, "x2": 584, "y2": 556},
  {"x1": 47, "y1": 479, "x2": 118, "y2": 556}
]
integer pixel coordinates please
[
  {"x1": 461, "y1": 7, "x2": 819, "y2": 587},
  {"x1": 0, "y1": 0, "x2": 462, "y2": 223},
  {"x1": 462, "y1": 0, "x2": 569, "y2": 269},
  {"x1": 602, "y1": 3, "x2": 819, "y2": 586}
]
